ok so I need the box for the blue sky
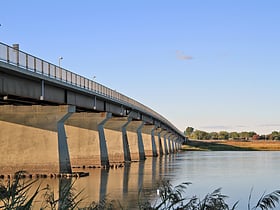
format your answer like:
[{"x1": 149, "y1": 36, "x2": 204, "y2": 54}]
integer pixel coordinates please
[{"x1": 1, "y1": 1, "x2": 279, "y2": 134}]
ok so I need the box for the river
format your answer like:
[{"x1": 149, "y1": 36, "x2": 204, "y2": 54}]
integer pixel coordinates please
[{"x1": 31, "y1": 151, "x2": 280, "y2": 209}]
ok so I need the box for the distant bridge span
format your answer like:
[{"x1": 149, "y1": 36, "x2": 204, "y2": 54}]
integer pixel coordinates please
[{"x1": 0, "y1": 42, "x2": 185, "y2": 175}]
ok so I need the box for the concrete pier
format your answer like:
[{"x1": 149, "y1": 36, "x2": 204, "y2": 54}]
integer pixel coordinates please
[
  {"x1": 0, "y1": 105, "x2": 74, "y2": 174},
  {"x1": 65, "y1": 112, "x2": 111, "y2": 168},
  {"x1": 141, "y1": 124, "x2": 157, "y2": 157},
  {"x1": 155, "y1": 127, "x2": 164, "y2": 156},
  {"x1": 103, "y1": 117, "x2": 129, "y2": 163},
  {"x1": 125, "y1": 120, "x2": 146, "y2": 161},
  {"x1": 160, "y1": 131, "x2": 169, "y2": 155}
]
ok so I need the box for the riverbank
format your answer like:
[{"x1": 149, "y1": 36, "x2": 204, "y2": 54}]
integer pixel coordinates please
[{"x1": 182, "y1": 140, "x2": 280, "y2": 151}]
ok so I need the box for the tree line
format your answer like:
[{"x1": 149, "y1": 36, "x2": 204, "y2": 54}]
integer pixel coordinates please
[{"x1": 184, "y1": 127, "x2": 280, "y2": 141}]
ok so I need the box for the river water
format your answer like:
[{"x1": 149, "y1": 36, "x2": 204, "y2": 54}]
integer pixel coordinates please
[{"x1": 32, "y1": 151, "x2": 280, "y2": 209}]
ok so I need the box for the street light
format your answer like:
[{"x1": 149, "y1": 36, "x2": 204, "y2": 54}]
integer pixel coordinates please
[{"x1": 58, "y1": 56, "x2": 63, "y2": 67}]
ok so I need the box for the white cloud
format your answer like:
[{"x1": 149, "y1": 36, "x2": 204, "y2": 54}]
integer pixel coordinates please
[{"x1": 176, "y1": 50, "x2": 193, "y2": 60}]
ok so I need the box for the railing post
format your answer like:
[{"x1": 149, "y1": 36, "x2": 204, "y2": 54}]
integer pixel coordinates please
[
  {"x1": 59, "y1": 68, "x2": 62, "y2": 80},
  {"x1": 6, "y1": 46, "x2": 9, "y2": 63},
  {"x1": 34, "y1": 58, "x2": 36, "y2": 72},
  {"x1": 26, "y1": 54, "x2": 28, "y2": 69},
  {"x1": 41, "y1": 60, "x2": 44, "y2": 74},
  {"x1": 48, "y1": 63, "x2": 50, "y2": 76}
]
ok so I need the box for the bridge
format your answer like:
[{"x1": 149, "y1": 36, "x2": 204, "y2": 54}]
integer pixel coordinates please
[{"x1": 0, "y1": 42, "x2": 185, "y2": 176}]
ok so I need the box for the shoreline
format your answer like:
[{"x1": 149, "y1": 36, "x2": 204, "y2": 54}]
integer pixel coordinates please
[{"x1": 182, "y1": 140, "x2": 280, "y2": 151}]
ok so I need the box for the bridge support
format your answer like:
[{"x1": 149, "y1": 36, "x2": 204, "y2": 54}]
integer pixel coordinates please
[
  {"x1": 0, "y1": 105, "x2": 74, "y2": 174},
  {"x1": 103, "y1": 117, "x2": 130, "y2": 163},
  {"x1": 160, "y1": 130, "x2": 168, "y2": 155},
  {"x1": 168, "y1": 135, "x2": 174, "y2": 153},
  {"x1": 122, "y1": 119, "x2": 132, "y2": 162},
  {"x1": 125, "y1": 120, "x2": 146, "y2": 161},
  {"x1": 65, "y1": 112, "x2": 111, "y2": 168},
  {"x1": 166, "y1": 133, "x2": 173, "y2": 154},
  {"x1": 141, "y1": 124, "x2": 157, "y2": 157},
  {"x1": 155, "y1": 128, "x2": 164, "y2": 156}
]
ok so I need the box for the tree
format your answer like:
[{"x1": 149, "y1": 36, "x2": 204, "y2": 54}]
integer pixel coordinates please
[
  {"x1": 240, "y1": 131, "x2": 249, "y2": 140},
  {"x1": 210, "y1": 132, "x2": 219, "y2": 140},
  {"x1": 229, "y1": 132, "x2": 239, "y2": 140},
  {"x1": 191, "y1": 130, "x2": 210, "y2": 140},
  {"x1": 185, "y1": 127, "x2": 194, "y2": 137},
  {"x1": 248, "y1": 131, "x2": 257, "y2": 138},
  {"x1": 270, "y1": 131, "x2": 280, "y2": 140},
  {"x1": 218, "y1": 131, "x2": 229, "y2": 140}
]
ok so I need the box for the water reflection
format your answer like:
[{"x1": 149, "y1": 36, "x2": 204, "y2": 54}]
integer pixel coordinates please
[
  {"x1": 73, "y1": 156, "x2": 167, "y2": 209},
  {"x1": 29, "y1": 151, "x2": 280, "y2": 209}
]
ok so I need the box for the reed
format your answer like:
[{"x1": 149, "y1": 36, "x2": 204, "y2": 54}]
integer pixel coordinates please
[{"x1": 1, "y1": 172, "x2": 280, "y2": 209}]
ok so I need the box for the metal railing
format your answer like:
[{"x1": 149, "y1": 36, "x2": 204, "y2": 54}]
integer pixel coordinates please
[{"x1": 0, "y1": 42, "x2": 183, "y2": 137}]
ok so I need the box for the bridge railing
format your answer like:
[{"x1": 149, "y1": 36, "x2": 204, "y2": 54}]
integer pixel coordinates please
[{"x1": 0, "y1": 42, "x2": 183, "y2": 136}]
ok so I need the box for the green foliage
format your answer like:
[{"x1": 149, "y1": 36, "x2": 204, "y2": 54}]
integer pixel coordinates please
[
  {"x1": 187, "y1": 127, "x2": 280, "y2": 141},
  {"x1": 140, "y1": 180, "x2": 234, "y2": 210},
  {"x1": 249, "y1": 188, "x2": 280, "y2": 210},
  {"x1": 218, "y1": 131, "x2": 229, "y2": 140},
  {"x1": 191, "y1": 130, "x2": 210, "y2": 140},
  {"x1": 185, "y1": 127, "x2": 194, "y2": 138},
  {"x1": 270, "y1": 131, "x2": 280, "y2": 140},
  {"x1": 0, "y1": 171, "x2": 41, "y2": 210},
  {"x1": 41, "y1": 180, "x2": 84, "y2": 210}
]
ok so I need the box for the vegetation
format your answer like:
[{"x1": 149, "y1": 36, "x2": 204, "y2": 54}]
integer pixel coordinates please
[
  {"x1": 1, "y1": 172, "x2": 280, "y2": 209},
  {"x1": 184, "y1": 127, "x2": 280, "y2": 141},
  {"x1": 182, "y1": 140, "x2": 280, "y2": 151}
]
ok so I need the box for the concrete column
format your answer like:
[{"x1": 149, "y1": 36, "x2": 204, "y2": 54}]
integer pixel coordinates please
[
  {"x1": 169, "y1": 134, "x2": 175, "y2": 153},
  {"x1": 141, "y1": 124, "x2": 157, "y2": 157},
  {"x1": 98, "y1": 113, "x2": 112, "y2": 166},
  {"x1": 165, "y1": 133, "x2": 173, "y2": 154},
  {"x1": 65, "y1": 112, "x2": 111, "y2": 168},
  {"x1": 172, "y1": 136, "x2": 178, "y2": 152},
  {"x1": 0, "y1": 105, "x2": 75, "y2": 174},
  {"x1": 159, "y1": 130, "x2": 168, "y2": 155},
  {"x1": 125, "y1": 120, "x2": 145, "y2": 161},
  {"x1": 156, "y1": 128, "x2": 164, "y2": 156},
  {"x1": 103, "y1": 116, "x2": 130, "y2": 163},
  {"x1": 151, "y1": 126, "x2": 158, "y2": 157},
  {"x1": 122, "y1": 119, "x2": 132, "y2": 162},
  {"x1": 57, "y1": 108, "x2": 75, "y2": 173},
  {"x1": 162, "y1": 131, "x2": 170, "y2": 155},
  {"x1": 137, "y1": 122, "x2": 145, "y2": 161}
]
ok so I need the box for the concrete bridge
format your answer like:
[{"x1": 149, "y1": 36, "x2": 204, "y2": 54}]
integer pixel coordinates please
[{"x1": 0, "y1": 42, "x2": 185, "y2": 175}]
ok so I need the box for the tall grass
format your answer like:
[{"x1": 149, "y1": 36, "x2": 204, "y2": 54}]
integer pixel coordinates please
[{"x1": 0, "y1": 172, "x2": 280, "y2": 209}]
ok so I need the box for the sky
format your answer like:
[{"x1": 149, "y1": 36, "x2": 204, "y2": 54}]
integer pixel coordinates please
[{"x1": 0, "y1": 0, "x2": 280, "y2": 135}]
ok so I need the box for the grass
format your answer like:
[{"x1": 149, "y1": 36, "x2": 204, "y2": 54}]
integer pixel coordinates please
[{"x1": 182, "y1": 140, "x2": 280, "y2": 151}]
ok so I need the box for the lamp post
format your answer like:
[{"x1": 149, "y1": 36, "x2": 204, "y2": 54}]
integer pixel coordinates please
[{"x1": 58, "y1": 56, "x2": 63, "y2": 67}]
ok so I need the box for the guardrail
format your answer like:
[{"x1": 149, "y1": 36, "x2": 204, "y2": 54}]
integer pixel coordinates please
[{"x1": 0, "y1": 42, "x2": 183, "y2": 137}]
